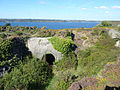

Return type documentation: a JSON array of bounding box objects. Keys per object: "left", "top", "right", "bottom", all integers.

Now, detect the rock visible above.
[
  {"left": 115, "top": 40, "right": 120, "bottom": 47},
  {"left": 108, "top": 29, "right": 120, "bottom": 39},
  {"left": 117, "top": 24, "right": 120, "bottom": 27},
  {"left": 78, "top": 77, "right": 98, "bottom": 88},
  {"left": 68, "top": 82, "right": 82, "bottom": 90},
  {"left": 0, "top": 65, "right": 10, "bottom": 77},
  {"left": 102, "top": 61, "right": 120, "bottom": 86},
  {"left": 68, "top": 77, "right": 98, "bottom": 90},
  {"left": 73, "top": 31, "right": 97, "bottom": 50},
  {"left": 27, "top": 37, "right": 62, "bottom": 61}
]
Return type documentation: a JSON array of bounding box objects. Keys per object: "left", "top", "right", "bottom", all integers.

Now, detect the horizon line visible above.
[{"left": 0, "top": 18, "right": 120, "bottom": 21}]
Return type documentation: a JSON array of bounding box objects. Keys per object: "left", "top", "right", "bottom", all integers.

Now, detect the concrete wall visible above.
[{"left": 27, "top": 37, "right": 62, "bottom": 61}]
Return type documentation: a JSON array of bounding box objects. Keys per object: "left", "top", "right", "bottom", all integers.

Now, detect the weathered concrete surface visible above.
[
  {"left": 108, "top": 29, "right": 120, "bottom": 47},
  {"left": 115, "top": 40, "right": 120, "bottom": 47},
  {"left": 27, "top": 37, "right": 62, "bottom": 61},
  {"left": 108, "top": 29, "right": 120, "bottom": 39}
]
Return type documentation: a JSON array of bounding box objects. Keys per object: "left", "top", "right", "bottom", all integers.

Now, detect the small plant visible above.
[
  {"left": 0, "top": 33, "right": 7, "bottom": 38},
  {"left": 81, "top": 37, "right": 87, "bottom": 40}
]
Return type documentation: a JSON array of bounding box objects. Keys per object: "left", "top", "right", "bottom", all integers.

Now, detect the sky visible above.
[{"left": 0, "top": 0, "right": 120, "bottom": 20}]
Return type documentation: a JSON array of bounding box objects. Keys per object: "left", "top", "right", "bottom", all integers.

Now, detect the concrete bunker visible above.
[
  {"left": 45, "top": 54, "right": 55, "bottom": 65},
  {"left": 27, "top": 37, "right": 62, "bottom": 62}
]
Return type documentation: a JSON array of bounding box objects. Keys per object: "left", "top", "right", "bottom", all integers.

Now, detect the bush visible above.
[
  {"left": 118, "top": 27, "right": 120, "bottom": 32},
  {"left": 0, "top": 39, "right": 13, "bottom": 61},
  {"left": 46, "top": 71, "right": 74, "bottom": 90},
  {"left": 49, "top": 37, "right": 75, "bottom": 54},
  {"left": 54, "top": 52, "right": 78, "bottom": 71},
  {"left": 4, "top": 23, "right": 11, "bottom": 27},
  {"left": 1, "top": 58, "right": 53, "bottom": 90},
  {"left": 91, "top": 29, "right": 107, "bottom": 36},
  {"left": 15, "top": 31, "right": 23, "bottom": 36},
  {"left": 101, "top": 21, "right": 112, "bottom": 27},
  {"left": 0, "top": 33, "right": 7, "bottom": 38}
]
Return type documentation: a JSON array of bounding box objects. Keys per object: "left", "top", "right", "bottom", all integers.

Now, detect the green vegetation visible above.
[
  {"left": 96, "top": 21, "right": 112, "bottom": 27},
  {"left": 54, "top": 52, "right": 77, "bottom": 71},
  {"left": 0, "top": 23, "right": 120, "bottom": 90},
  {"left": 49, "top": 37, "right": 75, "bottom": 54},
  {"left": 0, "top": 39, "right": 13, "bottom": 61},
  {"left": 82, "top": 61, "right": 120, "bottom": 90},
  {"left": 0, "top": 58, "right": 53, "bottom": 90},
  {"left": 4, "top": 23, "right": 11, "bottom": 27},
  {"left": 77, "top": 34, "right": 120, "bottom": 77},
  {"left": 101, "top": 21, "right": 112, "bottom": 27}
]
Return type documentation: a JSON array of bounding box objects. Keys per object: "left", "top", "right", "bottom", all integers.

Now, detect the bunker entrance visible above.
[{"left": 45, "top": 54, "right": 55, "bottom": 65}]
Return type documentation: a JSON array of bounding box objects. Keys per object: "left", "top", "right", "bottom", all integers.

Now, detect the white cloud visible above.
[
  {"left": 39, "top": 1, "right": 47, "bottom": 4},
  {"left": 81, "top": 8, "right": 87, "bottom": 10},
  {"left": 94, "top": 6, "right": 108, "bottom": 9},
  {"left": 112, "top": 6, "right": 120, "bottom": 9}
]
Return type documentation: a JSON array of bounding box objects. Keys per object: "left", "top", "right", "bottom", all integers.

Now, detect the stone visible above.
[
  {"left": 68, "top": 82, "right": 82, "bottom": 90},
  {"left": 108, "top": 29, "right": 120, "bottom": 39},
  {"left": 117, "top": 24, "right": 120, "bottom": 27},
  {"left": 115, "top": 40, "right": 120, "bottom": 47},
  {"left": 68, "top": 77, "right": 98, "bottom": 90},
  {"left": 27, "top": 37, "right": 62, "bottom": 61}
]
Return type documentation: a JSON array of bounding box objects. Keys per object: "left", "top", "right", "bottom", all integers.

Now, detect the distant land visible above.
[{"left": 0, "top": 19, "right": 100, "bottom": 22}]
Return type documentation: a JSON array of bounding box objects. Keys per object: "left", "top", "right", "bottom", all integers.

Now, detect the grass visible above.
[{"left": 76, "top": 34, "right": 120, "bottom": 78}]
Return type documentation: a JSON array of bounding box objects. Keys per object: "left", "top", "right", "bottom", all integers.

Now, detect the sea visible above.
[{"left": 0, "top": 21, "right": 100, "bottom": 29}]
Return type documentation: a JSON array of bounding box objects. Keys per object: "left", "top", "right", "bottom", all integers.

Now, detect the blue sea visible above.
[{"left": 0, "top": 22, "right": 100, "bottom": 29}]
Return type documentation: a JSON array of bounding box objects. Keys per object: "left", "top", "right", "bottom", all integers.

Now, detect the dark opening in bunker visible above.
[{"left": 45, "top": 54, "right": 55, "bottom": 65}]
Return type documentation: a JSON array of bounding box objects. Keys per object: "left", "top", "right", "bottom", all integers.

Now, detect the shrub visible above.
[
  {"left": 0, "top": 39, "right": 13, "bottom": 61},
  {"left": 91, "top": 29, "right": 107, "bottom": 36},
  {"left": 101, "top": 21, "right": 112, "bottom": 27},
  {"left": 49, "top": 37, "right": 75, "bottom": 54},
  {"left": 4, "top": 23, "right": 11, "bottom": 27},
  {"left": 0, "top": 33, "right": 7, "bottom": 38},
  {"left": 118, "top": 27, "right": 120, "bottom": 32},
  {"left": 81, "top": 37, "right": 87, "bottom": 40},
  {"left": 54, "top": 52, "right": 78, "bottom": 71},
  {"left": 15, "top": 31, "right": 23, "bottom": 36},
  {"left": 46, "top": 71, "right": 74, "bottom": 90},
  {"left": 1, "top": 58, "right": 53, "bottom": 90}
]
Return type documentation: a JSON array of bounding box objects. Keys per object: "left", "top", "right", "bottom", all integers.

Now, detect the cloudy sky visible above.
[{"left": 0, "top": 0, "right": 120, "bottom": 20}]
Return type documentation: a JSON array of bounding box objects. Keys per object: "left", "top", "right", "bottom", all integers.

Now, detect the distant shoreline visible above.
[{"left": 0, "top": 19, "right": 100, "bottom": 22}]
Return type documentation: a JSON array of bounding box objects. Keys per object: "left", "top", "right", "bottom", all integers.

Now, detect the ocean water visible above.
[{"left": 0, "top": 22, "right": 100, "bottom": 29}]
